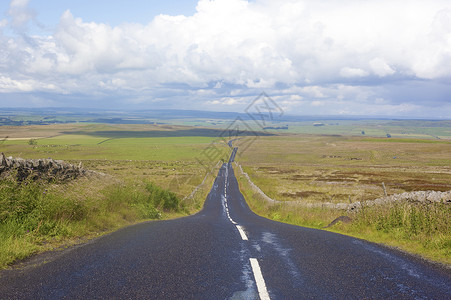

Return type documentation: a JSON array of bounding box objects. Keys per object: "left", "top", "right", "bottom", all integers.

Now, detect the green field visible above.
[
  {"left": 0, "top": 123, "right": 229, "bottom": 268},
  {"left": 273, "top": 119, "right": 451, "bottom": 139},
  {"left": 0, "top": 121, "right": 450, "bottom": 268},
  {"left": 235, "top": 135, "right": 451, "bottom": 202},
  {"left": 233, "top": 134, "right": 451, "bottom": 264}
]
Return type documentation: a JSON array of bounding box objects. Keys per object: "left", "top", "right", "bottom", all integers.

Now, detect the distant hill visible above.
[{"left": 2, "top": 107, "right": 448, "bottom": 124}]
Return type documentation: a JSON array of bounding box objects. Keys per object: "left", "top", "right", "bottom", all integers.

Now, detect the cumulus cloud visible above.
[
  {"left": 340, "top": 67, "right": 369, "bottom": 78},
  {"left": 0, "top": 0, "right": 450, "bottom": 117},
  {"left": 7, "top": 0, "right": 35, "bottom": 30},
  {"left": 369, "top": 58, "right": 395, "bottom": 77}
]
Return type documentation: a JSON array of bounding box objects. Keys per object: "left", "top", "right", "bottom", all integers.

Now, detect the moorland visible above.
[{"left": 0, "top": 110, "right": 450, "bottom": 267}]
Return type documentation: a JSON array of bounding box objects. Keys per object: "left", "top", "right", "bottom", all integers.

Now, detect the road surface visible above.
[{"left": 1, "top": 151, "right": 450, "bottom": 299}]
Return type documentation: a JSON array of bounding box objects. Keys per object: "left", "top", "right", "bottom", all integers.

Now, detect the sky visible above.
[{"left": 0, "top": 0, "right": 450, "bottom": 118}]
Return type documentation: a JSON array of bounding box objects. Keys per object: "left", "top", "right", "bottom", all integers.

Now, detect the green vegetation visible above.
[
  {"left": 237, "top": 170, "right": 338, "bottom": 229},
  {"left": 236, "top": 135, "right": 451, "bottom": 204},
  {"left": 1, "top": 120, "right": 450, "bottom": 268},
  {"left": 347, "top": 201, "right": 450, "bottom": 263},
  {"left": 241, "top": 181, "right": 450, "bottom": 264},
  {"left": 27, "top": 139, "right": 38, "bottom": 146},
  {"left": 0, "top": 175, "right": 187, "bottom": 269},
  {"left": 0, "top": 123, "right": 224, "bottom": 269},
  {"left": 0, "top": 167, "right": 219, "bottom": 269},
  {"left": 235, "top": 135, "right": 451, "bottom": 265},
  {"left": 283, "top": 119, "right": 451, "bottom": 139},
  {"left": 240, "top": 179, "right": 451, "bottom": 264}
]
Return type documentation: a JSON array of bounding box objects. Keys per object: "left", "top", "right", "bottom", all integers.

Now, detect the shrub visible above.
[
  {"left": 145, "top": 182, "right": 180, "bottom": 212},
  {"left": 0, "top": 177, "right": 183, "bottom": 268}
]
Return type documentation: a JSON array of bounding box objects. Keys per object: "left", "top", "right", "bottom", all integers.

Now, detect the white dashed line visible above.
[
  {"left": 223, "top": 161, "right": 271, "bottom": 299},
  {"left": 236, "top": 225, "right": 248, "bottom": 241},
  {"left": 250, "top": 258, "right": 271, "bottom": 300}
]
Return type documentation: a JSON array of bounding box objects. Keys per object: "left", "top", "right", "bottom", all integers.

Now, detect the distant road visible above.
[{"left": 1, "top": 151, "right": 450, "bottom": 299}]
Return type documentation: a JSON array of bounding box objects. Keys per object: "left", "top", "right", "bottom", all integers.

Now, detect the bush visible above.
[
  {"left": 0, "top": 177, "right": 182, "bottom": 268},
  {"left": 351, "top": 201, "right": 451, "bottom": 253},
  {"left": 0, "top": 179, "right": 86, "bottom": 237},
  {"left": 145, "top": 182, "right": 181, "bottom": 212}
]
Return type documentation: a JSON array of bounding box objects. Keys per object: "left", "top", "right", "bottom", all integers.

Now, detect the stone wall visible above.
[
  {"left": 236, "top": 162, "right": 451, "bottom": 211},
  {"left": 0, "top": 153, "right": 88, "bottom": 182},
  {"left": 347, "top": 190, "right": 451, "bottom": 211}
]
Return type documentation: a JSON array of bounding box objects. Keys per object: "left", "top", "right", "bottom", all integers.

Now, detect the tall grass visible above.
[
  {"left": 237, "top": 171, "right": 338, "bottom": 228},
  {"left": 236, "top": 167, "right": 451, "bottom": 265},
  {"left": 345, "top": 201, "right": 451, "bottom": 262},
  {"left": 0, "top": 176, "right": 184, "bottom": 269}
]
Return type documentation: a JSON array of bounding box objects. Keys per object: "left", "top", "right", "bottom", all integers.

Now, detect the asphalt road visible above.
[{"left": 1, "top": 153, "right": 450, "bottom": 299}]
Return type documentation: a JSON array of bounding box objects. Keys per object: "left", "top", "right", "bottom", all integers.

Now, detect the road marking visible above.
[
  {"left": 223, "top": 163, "right": 246, "bottom": 238},
  {"left": 224, "top": 158, "right": 270, "bottom": 298},
  {"left": 236, "top": 225, "right": 248, "bottom": 241},
  {"left": 224, "top": 155, "right": 269, "bottom": 299},
  {"left": 226, "top": 211, "right": 237, "bottom": 225},
  {"left": 250, "top": 258, "right": 270, "bottom": 300}
]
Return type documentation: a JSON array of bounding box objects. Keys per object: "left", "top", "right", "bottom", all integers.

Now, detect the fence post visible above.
[{"left": 382, "top": 182, "right": 387, "bottom": 197}]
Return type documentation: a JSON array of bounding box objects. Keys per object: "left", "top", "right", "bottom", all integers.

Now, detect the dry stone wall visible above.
[
  {"left": 347, "top": 190, "right": 451, "bottom": 211},
  {"left": 236, "top": 162, "right": 451, "bottom": 211},
  {"left": 0, "top": 153, "right": 89, "bottom": 182}
]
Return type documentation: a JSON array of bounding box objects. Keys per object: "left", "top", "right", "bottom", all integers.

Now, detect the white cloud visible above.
[
  {"left": 340, "top": 67, "right": 369, "bottom": 78},
  {"left": 206, "top": 95, "right": 249, "bottom": 107},
  {"left": 0, "top": 0, "right": 450, "bottom": 117},
  {"left": 0, "top": 76, "right": 33, "bottom": 92},
  {"left": 310, "top": 100, "right": 324, "bottom": 107},
  {"left": 7, "top": 0, "right": 35, "bottom": 29},
  {"left": 289, "top": 95, "right": 303, "bottom": 101},
  {"left": 369, "top": 58, "right": 395, "bottom": 77},
  {"left": 300, "top": 86, "right": 325, "bottom": 98}
]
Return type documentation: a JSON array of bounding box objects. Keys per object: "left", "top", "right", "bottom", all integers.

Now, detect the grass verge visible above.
[
  {"left": 0, "top": 173, "right": 202, "bottom": 269},
  {"left": 0, "top": 124, "right": 227, "bottom": 270},
  {"left": 236, "top": 164, "right": 451, "bottom": 266}
]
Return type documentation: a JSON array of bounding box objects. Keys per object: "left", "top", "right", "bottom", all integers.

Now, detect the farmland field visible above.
[
  {"left": 0, "top": 121, "right": 450, "bottom": 266},
  {"left": 232, "top": 134, "right": 451, "bottom": 264},
  {"left": 0, "top": 123, "right": 229, "bottom": 268},
  {"left": 0, "top": 123, "right": 231, "bottom": 191},
  {"left": 234, "top": 135, "right": 451, "bottom": 203}
]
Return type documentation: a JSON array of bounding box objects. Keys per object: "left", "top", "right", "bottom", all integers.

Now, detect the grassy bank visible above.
[
  {"left": 0, "top": 176, "right": 171, "bottom": 268},
  {"left": 2, "top": 123, "right": 449, "bottom": 268},
  {"left": 235, "top": 135, "right": 451, "bottom": 205},
  {"left": 0, "top": 124, "right": 225, "bottom": 269},
  {"left": 232, "top": 134, "right": 450, "bottom": 265},
  {"left": 236, "top": 164, "right": 451, "bottom": 265},
  {"left": 0, "top": 167, "right": 218, "bottom": 269}
]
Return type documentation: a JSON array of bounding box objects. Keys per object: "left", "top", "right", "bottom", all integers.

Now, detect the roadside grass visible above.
[
  {"left": 234, "top": 135, "right": 451, "bottom": 265},
  {"left": 0, "top": 163, "right": 220, "bottom": 270},
  {"left": 237, "top": 169, "right": 451, "bottom": 264},
  {"left": 236, "top": 167, "right": 340, "bottom": 229},
  {"left": 235, "top": 135, "right": 451, "bottom": 204},
  {"left": 2, "top": 122, "right": 449, "bottom": 266},
  {"left": 343, "top": 201, "right": 451, "bottom": 264},
  {"left": 0, "top": 124, "right": 225, "bottom": 269},
  {"left": 0, "top": 176, "right": 172, "bottom": 269}
]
